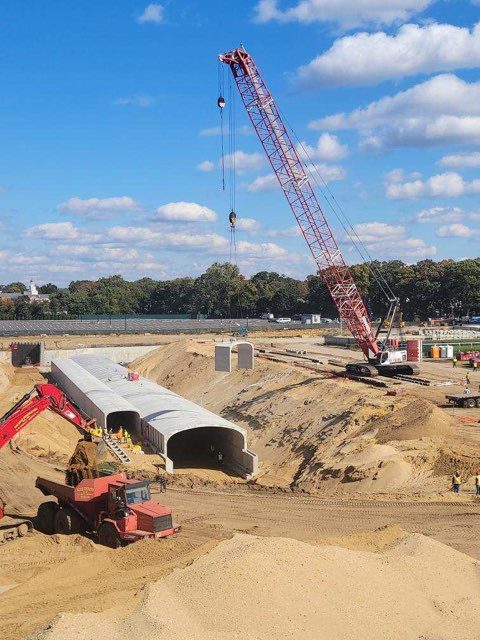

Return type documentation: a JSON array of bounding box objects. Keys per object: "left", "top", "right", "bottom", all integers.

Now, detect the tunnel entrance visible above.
[
  {"left": 166, "top": 426, "right": 246, "bottom": 475},
  {"left": 106, "top": 410, "right": 140, "bottom": 434}
]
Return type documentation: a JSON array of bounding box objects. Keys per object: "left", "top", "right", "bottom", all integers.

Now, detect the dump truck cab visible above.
[
  {"left": 105, "top": 478, "right": 175, "bottom": 541},
  {"left": 36, "top": 473, "right": 180, "bottom": 548}
]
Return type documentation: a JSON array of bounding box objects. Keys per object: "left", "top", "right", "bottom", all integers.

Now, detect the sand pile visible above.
[
  {"left": 132, "top": 341, "right": 466, "bottom": 493},
  {"left": 0, "top": 361, "right": 13, "bottom": 394},
  {"left": 373, "top": 398, "right": 455, "bottom": 442},
  {"left": 35, "top": 532, "right": 480, "bottom": 640},
  {"left": 0, "top": 529, "right": 220, "bottom": 640}
]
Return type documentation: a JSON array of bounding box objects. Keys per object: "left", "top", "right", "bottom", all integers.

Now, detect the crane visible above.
[
  {"left": 219, "top": 46, "right": 417, "bottom": 377},
  {"left": 0, "top": 383, "right": 94, "bottom": 541}
]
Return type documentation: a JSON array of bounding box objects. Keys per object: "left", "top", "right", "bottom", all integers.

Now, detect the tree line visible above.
[{"left": 0, "top": 258, "right": 479, "bottom": 321}]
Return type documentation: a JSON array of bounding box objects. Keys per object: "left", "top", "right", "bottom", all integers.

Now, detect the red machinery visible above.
[
  {"left": 0, "top": 383, "right": 94, "bottom": 540},
  {"left": 36, "top": 473, "right": 180, "bottom": 548},
  {"left": 219, "top": 47, "right": 417, "bottom": 377},
  {"left": 0, "top": 383, "right": 94, "bottom": 452}
]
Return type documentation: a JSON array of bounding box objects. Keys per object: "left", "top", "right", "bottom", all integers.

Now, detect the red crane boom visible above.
[
  {"left": 219, "top": 47, "right": 379, "bottom": 359},
  {"left": 0, "top": 383, "right": 94, "bottom": 451}
]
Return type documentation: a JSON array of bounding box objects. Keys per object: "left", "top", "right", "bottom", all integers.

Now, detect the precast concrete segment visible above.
[
  {"left": 215, "top": 340, "right": 254, "bottom": 373},
  {"left": 51, "top": 359, "right": 141, "bottom": 431},
  {"left": 70, "top": 355, "right": 258, "bottom": 478}
]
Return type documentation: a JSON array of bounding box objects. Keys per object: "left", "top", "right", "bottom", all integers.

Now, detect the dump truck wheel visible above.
[
  {"left": 54, "top": 508, "right": 84, "bottom": 535},
  {"left": 36, "top": 501, "right": 58, "bottom": 534},
  {"left": 98, "top": 522, "right": 121, "bottom": 549},
  {"left": 464, "top": 398, "right": 476, "bottom": 409}
]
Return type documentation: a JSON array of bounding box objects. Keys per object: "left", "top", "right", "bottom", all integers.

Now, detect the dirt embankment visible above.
[
  {"left": 34, "top": 530, "right": 480, "bottom": 640},
  {"left": 132, "top": 340, "right": 475, "bottom": 494}
]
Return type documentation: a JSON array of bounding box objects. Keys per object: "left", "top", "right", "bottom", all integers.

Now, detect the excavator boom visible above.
[{"left": 0, "top": 383, "right": 93, "bottom": 451}]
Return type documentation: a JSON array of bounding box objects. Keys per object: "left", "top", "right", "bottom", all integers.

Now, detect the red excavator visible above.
[{"left": 0, "top": 383, "right": 94, "bottom": 542}]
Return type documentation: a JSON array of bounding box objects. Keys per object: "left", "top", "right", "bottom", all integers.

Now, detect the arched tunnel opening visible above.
[
  {"left": 166, "top": 426, "right": 246, "bottom": 475},
  {"left": 106, "top": 410, "right": 140, "bottom": 435}
]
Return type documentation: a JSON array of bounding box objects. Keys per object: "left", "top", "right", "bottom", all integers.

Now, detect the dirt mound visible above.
[
  {"left": 0, "top": 528, "right": 221, "bottom": 640},
  {"left": 132, "top": 340, "right": 474, "bottom": 494},
  {"left": 35, "top": 532, "right": 480, "bottom": 640},
  {"left": 373, "top": 398, "right": 455, "bottom": 442},
  {"left": 0, "top": 361, "right": 12, "bottom": 394},
  {"left": 312, "top": 524, "right": 408, "bottom": 552}
]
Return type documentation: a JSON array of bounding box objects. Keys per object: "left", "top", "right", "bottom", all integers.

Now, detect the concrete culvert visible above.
[
  {"left": 106, "top": 411, "right": 139, "bottom": 434},
  {"left": 166, "top": 426, "right": 246, "bottom": 472}
]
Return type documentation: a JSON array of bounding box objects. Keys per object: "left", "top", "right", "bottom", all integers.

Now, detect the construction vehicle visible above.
[
  {"left": 0, "top": 382, "right": 94, "bottom": 542},
  {"left": 445, "top": 392, "right": 480, "bottom": 409},
  {"left": 219, "top": 47, "right": 418, "bottom": 378},
  {"left": 35, "top": 473, "right": 180, "bottom": 548}
]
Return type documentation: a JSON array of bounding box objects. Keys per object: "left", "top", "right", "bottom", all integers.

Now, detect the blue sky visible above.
[{"left": 1, "top": 0, "right": 480, "bottom": 285}]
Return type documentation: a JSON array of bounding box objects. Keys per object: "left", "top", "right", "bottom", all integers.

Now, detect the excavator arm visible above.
[{"left": 0, "top": 383, "right": 94, "bottom": 451}]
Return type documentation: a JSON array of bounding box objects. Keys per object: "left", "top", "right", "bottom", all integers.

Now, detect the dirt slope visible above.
[
  {"left": 132, "top": 340, "right": 471, "bottom": 494},
  {"left": 34, "top": 532, "right": 480, "bottom": 640}
]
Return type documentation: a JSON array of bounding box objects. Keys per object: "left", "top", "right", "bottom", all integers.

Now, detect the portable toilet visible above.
[
  {"left": 446, "top": 345, "right": 454, "bottom": 359},
  {"left": 430, "top": 345, "right": 440, "bottom": 358},
  {"left": 440, "top": 345, "right": 447, "bottom": 358}
]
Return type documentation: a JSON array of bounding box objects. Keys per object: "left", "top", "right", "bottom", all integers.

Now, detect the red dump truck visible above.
[{"left": 35, "top": 473, "right": 180, "bottom": 548}]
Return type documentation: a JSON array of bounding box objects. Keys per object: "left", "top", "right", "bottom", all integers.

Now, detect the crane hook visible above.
[
  {"left": 217, "top": 95, "right": 226, "bottom": 109},
  {"left": 229, "top": 210, "right": 237, "bottom": 228}
]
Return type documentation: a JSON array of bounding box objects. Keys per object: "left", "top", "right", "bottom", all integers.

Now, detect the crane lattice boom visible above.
[{"left": 219, "top": 47, "right": 379, "bottom": 359}]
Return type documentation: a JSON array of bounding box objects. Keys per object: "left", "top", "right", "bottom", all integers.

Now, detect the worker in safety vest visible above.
[
  {"left": 475, "top": 471, "right": 480, "bottom": 496},
  {"left": 473, "top": 361, "right": 478, "bottom": 372},
  {"left": 217, "top": 451, "right": 223, "bottom": 465},
  {"left": 452, "top": 357, "right": 457, "bottom": 368},
  {"left": 452, "top": 470, "right": 462, "bottom": 493}
]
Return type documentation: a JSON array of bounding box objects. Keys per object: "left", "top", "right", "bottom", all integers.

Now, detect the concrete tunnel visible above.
[
  {"left": 51, "top": 355, "right": 258, "bottom": 479},
  {"left": 166, "top": 426, "right": 248, "bottom": 471}
]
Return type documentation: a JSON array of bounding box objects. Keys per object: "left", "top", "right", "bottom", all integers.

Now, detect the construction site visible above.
[{"left": 2, "top": 39, "right": 480, "bottom": 640}]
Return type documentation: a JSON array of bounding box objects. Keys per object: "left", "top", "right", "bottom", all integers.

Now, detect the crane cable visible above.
[
  {"left": 217, "top": 61, "right": 226, "bottom": 191},
  {"left": 277, "top": 108, "right": 396, "bottom": 303}
]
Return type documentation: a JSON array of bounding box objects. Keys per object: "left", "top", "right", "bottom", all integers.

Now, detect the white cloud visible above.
[
  {"left": 199, "top": 126, "right": 223, "bottom": 137},
  {"left": 343, "top": 221, "right": 436, "bottom": 259},
  {"left": 197, "top": 160, "right": 215, "bottom": 172},
  {"left": 265, "top": 225, "right": 302, "bottom": 238},
  {"left": 311, "top": 74, "right": 480, "bottom": 150},
  {"left": 58, "top": 196, "right": 139, "bottom": 218},
  {"left": 416, "top": 206, "right": 465, "bottom": 224},
  {"left": 247, "top": 174, "right": 279, "bottom": 193},
  {"left": 235, "top": 217, "right": 261, "bottom": 233},
  {"left": 437, "top": 223, "right": 475, "bottom": 238},
  {"left": 107, "top": 226, "right": 228, "bottom": 251},
  {"left": 253, "top": 0, "right": 433, "bottom": 28},
  {"left": 247, "top": 163, "right": 345, "bottom": 192},
  {"left": 154, "top": 202, "right": 217, "bottom": 223},
  {"left": 104, "top": 225, "right": 290, "bottom": 260},
  {"left": 385, "top": 169, "right": 421, "bottom": 183},
  {"left": 137, "top": 3, "right": 164, "bottom": 24},
  {"left": 297, "top": 133, "right": 348, "bottom": 162},
  {"left": 224, "top": 150, "right": 264, "bottom": 174},
  {"left": 439, "top": 152, "right": 480, "bottom": 168},
  {"left": 114, "top": 95, "right": 154, "bottom": 107},
  {"left": 236, "top": 240, "right": 288, "bottom": 258},
  {"left": 296, "top": 22, "right": 480, "bottom": 88},
  {"left": 25, "top": 221, "right": 81, "bottom": 241},
  {"left": 24, "top": 222, "right": 101, "bottom": 243},
  {"left": 386, "top": 172, "right": 480, "bottom": 199}
]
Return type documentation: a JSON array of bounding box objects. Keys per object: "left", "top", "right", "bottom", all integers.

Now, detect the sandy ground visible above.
[
  {"left": 31, "top": 530, "right": 480, "bottom": 640},
  {"left": 2, "top": 334, "right": 480, "bottom": 639},
  {"left": 132, "top": 338, "right": 480, "bottom": 495}
]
